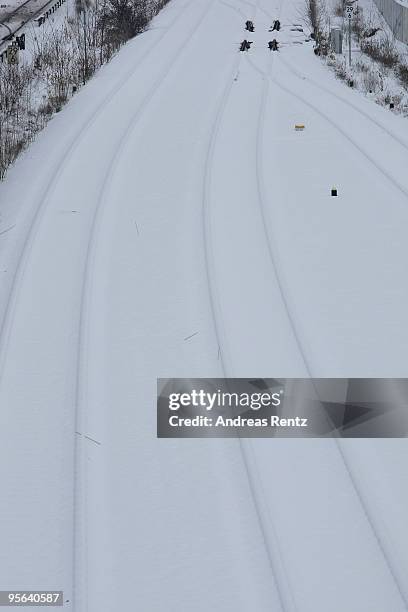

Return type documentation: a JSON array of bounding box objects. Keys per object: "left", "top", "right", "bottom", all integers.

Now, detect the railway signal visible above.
[{"left": 16, "top": 33, "right": 25, "bottom": 49}]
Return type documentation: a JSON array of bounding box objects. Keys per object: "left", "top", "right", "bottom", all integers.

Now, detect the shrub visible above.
[
  {"left": 334, "top": 61, "right": 347, "bottom": 80},
  {"left": 361, "top": 69, "right": 381, "bottom": 93},
  {"left": 397, "top": 63, "right": 408, "bottom": 89},
  {"left": 361, "top": 36, "right": 399, "bottom": 68}
]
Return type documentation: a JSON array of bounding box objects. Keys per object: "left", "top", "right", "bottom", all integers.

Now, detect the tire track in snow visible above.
[{"left": 246, "top": 44, "right": 408, "bottom": 610}]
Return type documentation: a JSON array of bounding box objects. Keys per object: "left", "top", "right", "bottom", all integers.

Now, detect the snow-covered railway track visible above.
[
  {"left": 251, "top": 0, "right": 408, "bottom": 154},
  {"left": 72, "top": 2, "right": 218, "bottom": 606},
  {"left": 2, "top": 0, "right": 408, "bottom": 608},
  {"left": 199, "top": 3, "right": 408, "bottom": 605},
  {"left": 245, "top": 45, "right": 408, "bottom": 609},
  {"left": 278, "top": 54, "right": 408, "bottom": 151},
  {"left": 270, "top": 71, "right": 408, "bottom": 206},
  {"left": 201, "top": 1, "right": 302, "bottom": 610},
  {"left": 0, "top": 1, "right": 218, "bottom": 609},
  {"left": 0, "top": 0, "right": 192, "bottom": 382},
  {"left": 202, "top": 64, "right": 296, "bottom": 608}
]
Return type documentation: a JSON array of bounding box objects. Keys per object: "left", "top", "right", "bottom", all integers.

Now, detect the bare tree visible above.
[
  {"left": 75, "top": 0, "right": 93, "bottom": 82},
  {"left": 0, "top": 0, "right": 173, "bottom": 180}
]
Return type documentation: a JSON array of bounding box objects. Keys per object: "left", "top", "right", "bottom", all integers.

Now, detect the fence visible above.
[{"left": 372, "top": 0, "right": 408, "bottom": 44}]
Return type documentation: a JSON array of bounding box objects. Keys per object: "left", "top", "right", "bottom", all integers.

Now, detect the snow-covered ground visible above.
[
  {"left": 322, "top": 0, "right": 408, "bottom": 116},
  {"left": 1, "top": 0, "right": 408, "bottom": 610}
]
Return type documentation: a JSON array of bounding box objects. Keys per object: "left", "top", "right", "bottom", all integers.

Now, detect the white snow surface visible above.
[{"left": 1, "top": 0, "right": 408, "bottom": 610}]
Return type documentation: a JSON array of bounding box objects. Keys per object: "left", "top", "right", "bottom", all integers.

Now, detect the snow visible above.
[
  {"left": 1, "top": 0, "right": 408, "bottom": 610},
  {"left": 323, "top": 0, "right": 408, "bottom": 115}
]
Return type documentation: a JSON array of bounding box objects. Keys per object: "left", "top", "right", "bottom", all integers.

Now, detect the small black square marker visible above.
[
  {"left": 390, "top": 102, "right": 394, "bottom": 109},
  {"left": 331, "top": 188, "right": 338, "bottom": 196}
]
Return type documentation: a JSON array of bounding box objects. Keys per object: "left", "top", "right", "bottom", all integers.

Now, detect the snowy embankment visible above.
[
  {"left": 0, "top": 0, "right": 168, "bottom": 178},
  {"left": 1, "top": 0, "right": 408, "bottom": 610},
  {"left": 317, "top": 0, "right": 408, "bottom": 115}
]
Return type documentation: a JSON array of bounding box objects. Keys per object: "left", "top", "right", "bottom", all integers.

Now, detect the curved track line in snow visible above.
[
  {"left": 72, "top": 2, "right": 222, "bottom": 610},
  {"left": 201, "top": 49, "right": 293, "bottom": 612},
  {"left": 201, "top": 2, "right": 301, "bottom": 610},
  {"left": 0, "top": 2, "right": 220, "bottom": 611},
  {"left": 240, "top": 8, "right": 408, "bottom": 602},
  {"left": 246, "top": 26, "right": 301, "bottom": 612},
  {"left": 76, "top": 3, "right": 408, "bottom": 609},
  {"left": 77, "top": 0, "right": 295, "bottom": 607},
  {"left": 0, "top": 0, "right": 193, "bottom": 382},
  {"left": 237, "top": 0, "right": 274, "bottom": 21},
  {"left": 256, "top": 0, "right": 408, "bottom": 154},
  {"left": 278, "top": 53, "right": 408, "bottom": 153},
  {"left": 244, "top": 49, "right": 314, "bottom": 376},
  {"left": 247, "top": 43, "right": 310, "bottom": 380},
  {"left": 246, "top": 52, "right": 408, "bottom": 610},
  {"left": 219, "top": 0, "right": 247, "bottom": 21}
]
